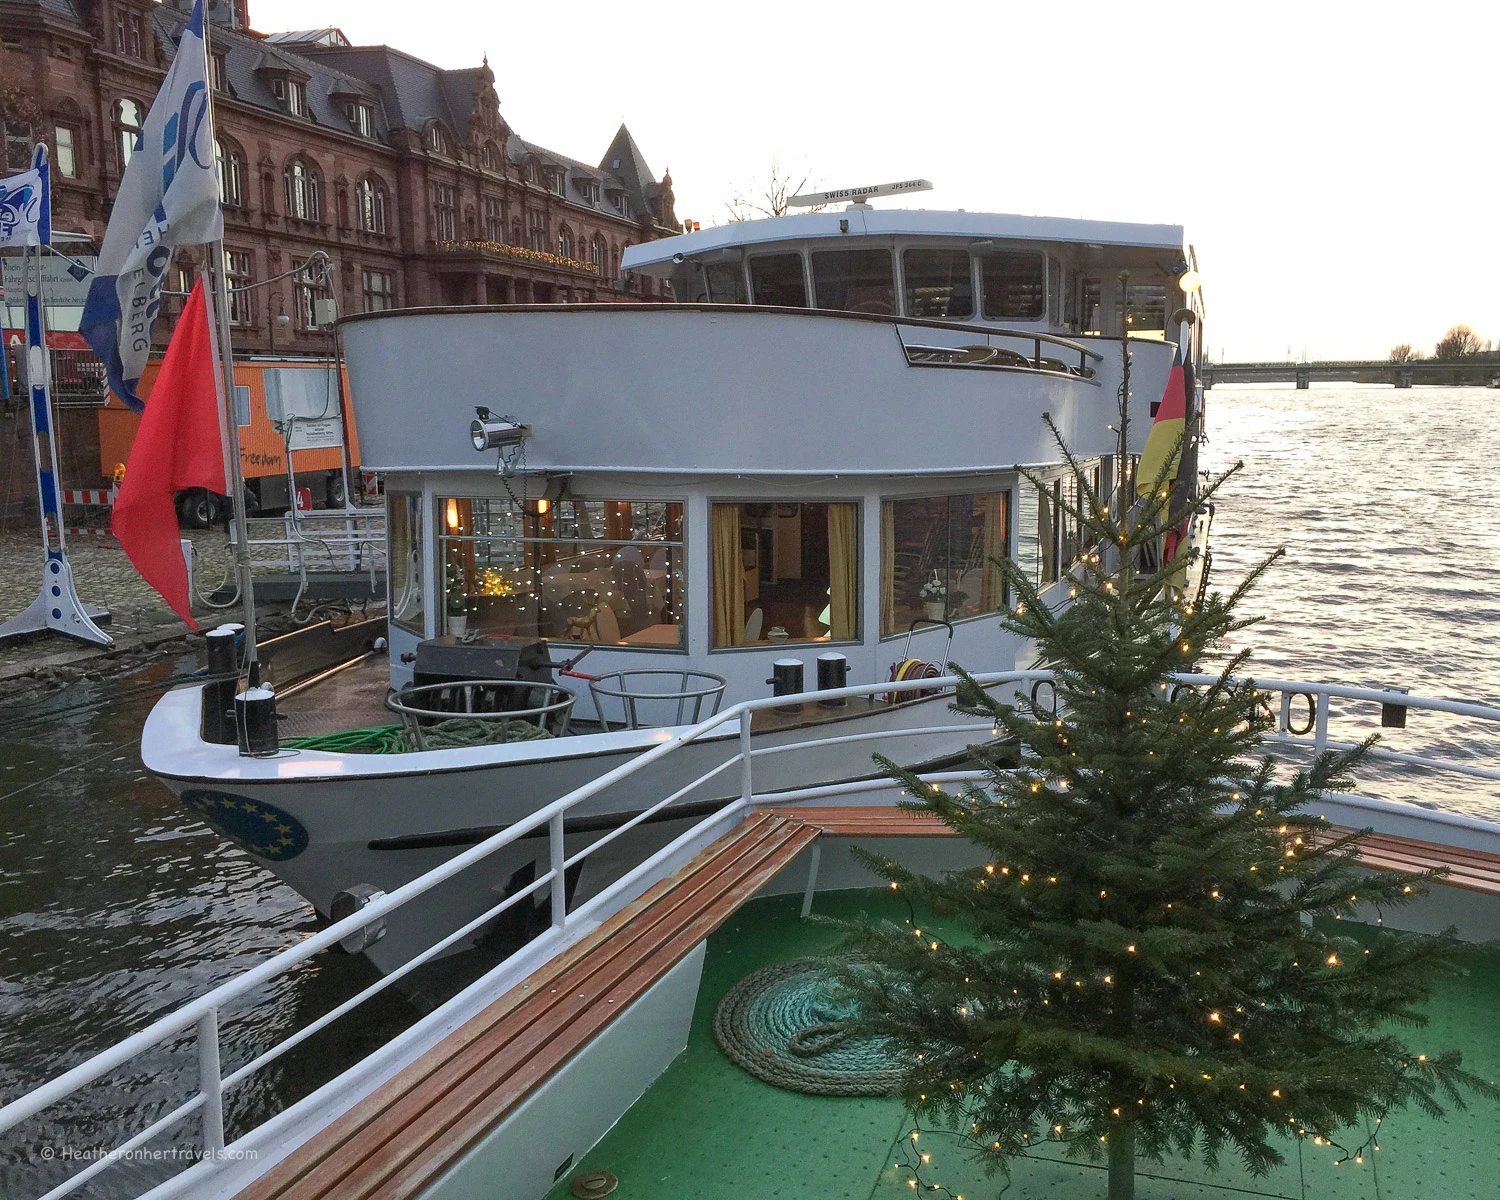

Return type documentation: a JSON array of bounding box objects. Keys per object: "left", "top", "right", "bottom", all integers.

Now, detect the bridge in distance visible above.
[{"left": 1201, "top": 359, "right": 1500, "bottom": 389}]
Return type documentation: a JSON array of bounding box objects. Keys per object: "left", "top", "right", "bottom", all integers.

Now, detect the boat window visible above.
[
  {"left": 1018, "top": 476, "right": 1079, "bottom": 589},
  {"left": 980, "top": 251, "right": 1046, "bottom": 321},
  {"left": 880, "top": 492, "right": 1008, "bottom": 636},
  {"left": 902, "top": 249, "right": 974, "bottom": 319},
  {"left": 811, "top": 249, "right": 896, "bottom": 315},
  {"left": 388, "top": 493, "right": 425, "bottom": 636},
  {"left": 704, "top": 261, "right": 747, "bottom": 304},
  {"left": 438, "top": 497, "right": 685, "bottom": 649},
  {"left": 748, "top": 254, "right": 807, "bottom": 307},
  {"left": 711, "top": 502, "right": 859, "bottom": 648},
  {"left": 1123, "top": 282, "right": 1167, "bottom": 335}
]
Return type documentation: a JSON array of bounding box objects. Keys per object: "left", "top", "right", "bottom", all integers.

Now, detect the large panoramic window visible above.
[
  {"left": 748, "top": 254, "right": 806, "bottom": 307},
  {"left": 811, "top": 249, "right": 896, "bottom": 315},
  {"left": 389, "top": 493, "right": 425, "bottom": 635},
  {"left": 903, "top": 249, "right": 973, "bottom": 319},
  {"left": 981, "top": 251, "right": 1046, "bottom": 320},
  {"left": 711, "top": 502, "right": 859, "bottom": 648},
  {"left": 704, "top": 260, "right": 747, "bottom": 304},
  {"left": 438, "top": 498, "right": 685, "bottom": 648},
  {"left": 1123, "top": 282, "right": 1168, "bottom": 335},
  {"left": 881, "top": 492, "right": 1008, "bottom": 636}
]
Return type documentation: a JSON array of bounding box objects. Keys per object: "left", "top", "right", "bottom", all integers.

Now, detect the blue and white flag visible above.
[
  {"left": 80, "top": 0, "right": 222, "bottom": 412},
  {"left": 0, "top": 144, "right": 51, "bottom": 248}
]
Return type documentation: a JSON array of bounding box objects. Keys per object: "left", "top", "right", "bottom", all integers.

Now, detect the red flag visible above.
[{"left": 111, "top": 280, "right": 225, "bottom": 630}]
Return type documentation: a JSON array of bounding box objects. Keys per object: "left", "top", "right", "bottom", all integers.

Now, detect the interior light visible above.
[
  {"left": 445, "top": 498, "right": 460, "bottom": 531},
  {"left": 1178, "top": 268, "right": 1202, "bottom": 293},
  {"left": 536, "top": 498, "right": 551, "bottom": 516}
]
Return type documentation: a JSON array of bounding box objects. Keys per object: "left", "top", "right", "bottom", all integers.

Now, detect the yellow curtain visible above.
[
  {"left": 827, "top": 503, "right": 859, "bottom": 641},
  {"left": 712, "top": 504, "right": 744, "bottom": 647},
  {"left": 978, "top": 492, "right": 1007, "bottom": 611},
  {"left": 880, "top": 501, "right": 895, "bottom": 636}
]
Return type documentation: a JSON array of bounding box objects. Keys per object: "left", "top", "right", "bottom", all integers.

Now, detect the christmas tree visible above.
[{"left": 833, "top": 442, "right": 1496, "bottom": 1200}]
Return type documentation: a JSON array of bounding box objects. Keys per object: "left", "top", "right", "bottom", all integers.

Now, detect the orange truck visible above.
[{"left": 98, "top": 358, "right": 366, "bottom": 526}]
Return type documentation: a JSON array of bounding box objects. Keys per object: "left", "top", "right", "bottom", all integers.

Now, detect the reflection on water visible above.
[
  {"left": 1, "top": 385, "right": 1498, "bottom": 1197},
  {"left": 1203, "top": 385, "right": 1500, "bottom": 817},
  {"left": 0, "top": 654, "right": 414, "bottom": 1198}
]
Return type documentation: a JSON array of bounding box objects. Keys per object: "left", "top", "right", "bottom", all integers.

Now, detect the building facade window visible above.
[
  {"left": 356, "top": 178, "right": 387, "bottom": 233},
  {"left": 54, "top": 126, "right": 77, "bottom": 178},
  {"left": 510, "top": 218, "right": 522, "bottom": 246},
  {"left": 362, "top": 269, "right": 395, "bottom": 311},
  {"left": 224, "top": 250, "right": 254, "bottom": 326},
  {"left": 348, "top": 102, "right": 375, "bottom": 137},
  {"left": 526, "top": 210, "right": 546, "bottom": 252},
  {"left": 438, "top": 497, "right": 685, "bottom": 648},
  {"left": 880, "top": 492, "right": 1009, "bottom": 635},
  {"left": 284, "top": 159, "right": 321, "bottom": 222},
  {"left": 710, "top": 502, "right": 859, "bottom": 648},
  {"left": 216, "top": 140, "right": 242, "bottom": 206},
  {"left": 590, "top": 235, "right": 604, "bottom": 270},
  {"left": 557, "top": 227, "right": 573, "bottom": 259},
  {"left": 480, "top": 141, "right": 501, "bottom": 172},
  {"left": 484, "top": 197, "right": 505, "bottom": 243},
  {"left": 433, "top": 184, "right": 456, "bottom": 241},
  {"left": 211, "top": 52, "right": 228, "bottom": 92},
  {"left": 273, "top": 77, "right": 308, "bottom": 117},
  {"left": 426, "top": 123, "right": 450, "bottom": 155},
  {"left": 114, "top": 10, "right": 144, "bottom": 58},
  {"left": 113, "top": 99, "right": 142, "bottom": 168}
]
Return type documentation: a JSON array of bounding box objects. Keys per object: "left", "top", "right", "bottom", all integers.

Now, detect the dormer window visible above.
[
  {"left": 347, "top": 102, "right": 374, "bottom": 138},
  {"left": 211, "top": 52, "right": 228, "bottom": 93},
  {"left": 426, "top": 124, "right": 451, "bottom": 155},
  {"left": 578, "top": 179, "right": 601, "bottom": 205},
  {"left": 526, "top": 161, "right": 540, "bottom": 185},
  {"left": 274, "top": 77, "right": 308, "bottom": 117},
  {"left": 550, "top": 172, "right": 565, "bottom": 197},
  {"left": 114, "top": 11, "right": 143, "bottom": 58}
]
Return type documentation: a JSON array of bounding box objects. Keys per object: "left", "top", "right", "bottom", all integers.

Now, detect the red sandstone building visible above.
[{"left": 0, "top": 0, "right": 683, "bottom": 360}]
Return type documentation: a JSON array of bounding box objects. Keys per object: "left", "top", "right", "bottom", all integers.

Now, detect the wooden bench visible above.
[
  {"left": 779, "top": 806, "right": 1500, "bottom": 896},
  {"left": 237, "top": 810, "right": 818, "bottom": 1200}
]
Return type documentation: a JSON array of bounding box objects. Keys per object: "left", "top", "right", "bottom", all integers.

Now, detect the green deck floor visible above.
[{"left": 546, "top": 890, "right": 1500, "bottom": 1200}]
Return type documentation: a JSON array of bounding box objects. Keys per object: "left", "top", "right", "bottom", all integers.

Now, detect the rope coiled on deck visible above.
[
  {"left": 281, "top": 718, "right": 553, "bottom": 753},
  {"left": 712, "top": 958, "right": 904, "bottom": 1096}
]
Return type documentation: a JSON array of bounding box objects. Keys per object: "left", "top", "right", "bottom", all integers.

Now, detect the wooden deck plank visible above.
[
  {"left": 355, "top": 821, "right": 818, "bottom": 1200},
  {"left": 240, "top": 813, "right": 816, "bottom": 1200},
  {"left": 235, "top": 813, "right": 787, "bottom": 1200}
]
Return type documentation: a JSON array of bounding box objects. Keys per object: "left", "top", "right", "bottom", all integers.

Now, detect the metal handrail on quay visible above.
[{"left": 3, "top": 669, "right": 1499, "bottom": 1200}]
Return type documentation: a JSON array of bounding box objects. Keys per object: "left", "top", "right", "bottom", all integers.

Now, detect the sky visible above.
[{"left": 251, "top": 0, "right": 1500, "bottom": 362}]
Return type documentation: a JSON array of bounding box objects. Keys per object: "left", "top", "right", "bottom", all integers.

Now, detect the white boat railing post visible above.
[
  {"left": 739, "top": 708, "right": 755, "bottom": 808},
  {"left": 549, "top": 811, "right": 567, "bottom": 931},
  {"left": 196, "top": 1008, "right": 225, "bottom": 1158},
  {"left": 1314, "top": 687, "right": 1330, "bottom": 755}
]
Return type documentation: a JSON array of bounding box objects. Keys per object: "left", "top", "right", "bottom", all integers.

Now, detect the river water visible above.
[{"left": 1, "top": 385, "right": 1498, "bottom": 1197}]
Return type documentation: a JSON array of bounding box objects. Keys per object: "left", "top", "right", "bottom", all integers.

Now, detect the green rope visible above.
[
  {"left": 713, "top": 958, "right": 904, "bottom": 1096},
  {"left": 281, "top": 718, "right": 553, "bottom": 754}
]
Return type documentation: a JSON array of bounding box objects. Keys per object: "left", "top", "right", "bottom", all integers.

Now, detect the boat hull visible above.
[{"left": 145, "top": 684, "right": 998, "bottom": 973}]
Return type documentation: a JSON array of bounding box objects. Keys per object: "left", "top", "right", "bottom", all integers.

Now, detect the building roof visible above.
[{"left": 152, "top": 7, "right": 388, "bottom": 144}]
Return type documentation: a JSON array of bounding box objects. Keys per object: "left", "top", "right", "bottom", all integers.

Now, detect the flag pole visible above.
[{"left": 198, "top": 16, "right": 258, "bottom": 669}]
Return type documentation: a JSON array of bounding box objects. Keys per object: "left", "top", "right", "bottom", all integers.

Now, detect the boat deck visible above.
[
  {"left": 276, "top": 655, "right": 393, "bottom": 738},
  {"left": 546, "top": 889, "right": 1500, "bottom": 1200},
  {"left": 272, "top": 655, "right": 935, "bottom": 746}
]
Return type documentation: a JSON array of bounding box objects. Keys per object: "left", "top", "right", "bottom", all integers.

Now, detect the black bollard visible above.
[
  {"left": 766, "top": 658, "right": 804, "bottom": 713},
  {"left": 202, "top": 626, "right": 239, "bottom": 744},
  {"left": 236, "top": 685, "right": 279, "bottom": 757},
  {"left": 816, "top": 652, "right": 849, "bottom": 707}
]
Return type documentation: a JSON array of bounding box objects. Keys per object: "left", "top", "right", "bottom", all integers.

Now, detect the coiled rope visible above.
[
  {"left": 712, "top": 958, "right": 904, "bottom": 1096},
  {"left": 281, "top": 717, "right": 553, "bottom": 754}
]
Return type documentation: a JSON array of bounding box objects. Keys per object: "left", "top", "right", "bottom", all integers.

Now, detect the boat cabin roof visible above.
[{"left": 622, "top": 208, "right": 1186, "bottom": 276}]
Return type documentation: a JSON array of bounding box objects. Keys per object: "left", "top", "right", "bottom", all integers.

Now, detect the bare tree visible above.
[
  {"left": 1388, "top": 343, "right": 1418, "bottom": 362},
  {"left": 726, "top": 157, "right": 824, "bottom": 221},
  {"left": 1434, "top": 325, "right": 1484, "bottom": 360}
]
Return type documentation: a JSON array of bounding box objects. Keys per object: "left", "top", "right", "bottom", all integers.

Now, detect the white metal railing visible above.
[{"left": 4, "top": 668, "right": 1500, "bottom": 1200}]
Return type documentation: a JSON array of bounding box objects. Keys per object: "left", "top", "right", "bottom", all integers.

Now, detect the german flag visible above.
[{"left": 1137, "top": 344, "right": 1187, "bottom": 503}]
